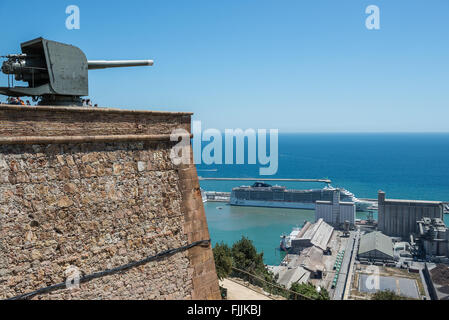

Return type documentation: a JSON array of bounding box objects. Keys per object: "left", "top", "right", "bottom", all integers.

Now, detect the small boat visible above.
[
  {"left": 200, "top": 188, "right": 207, "bottom": 203},
  {"left": 280, "top": 227, "right": 301, "bottom": 251}
]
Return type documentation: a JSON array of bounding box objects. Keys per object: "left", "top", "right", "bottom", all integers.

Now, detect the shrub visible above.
[
  {"left": 212, "top": 242, "right": 233, "bottom": 280},
  {"left": 372, "top": 290, "right": 404, "bottom": 300},
  {"left": 289, "top": 282, "right": 330, "bottom": 300},
  {"left": 231, "top": 236, "right": 265, "bottom": 274}
]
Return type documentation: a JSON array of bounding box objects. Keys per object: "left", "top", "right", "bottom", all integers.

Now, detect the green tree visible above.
[
  {"left": 230, "top": 236, "right": 280, "bottom": 292},
  {"left": 212, "top": 242, "right": 233, "bottom": 280},
  {"left": 289, "top": 282, "right": 330, "bottom": 300},
  {"left": 372, "top": 290, "right": 404, "bottom": 300},
  {"left": 231, "top": 236, "right": 265, "bottom": 274}
]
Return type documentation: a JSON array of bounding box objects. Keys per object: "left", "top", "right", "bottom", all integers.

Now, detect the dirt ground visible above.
[
  {"left": 430, "top": 264, "right": 449, "bottom": 286},
  {"left": 220, "top": 279, "right": 272, "bottom": 300}
]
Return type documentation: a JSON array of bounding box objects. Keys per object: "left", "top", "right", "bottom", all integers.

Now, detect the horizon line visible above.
[
  {"left": 208, "top": 131, "right": 449, "bottom": 134},
  {"left": 276, "top": 131, "right": 449, "bottom": 134}
]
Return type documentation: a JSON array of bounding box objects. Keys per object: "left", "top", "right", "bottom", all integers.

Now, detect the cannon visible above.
[{"left": 0, "top": 38, "right": 153, "bottom": 106}]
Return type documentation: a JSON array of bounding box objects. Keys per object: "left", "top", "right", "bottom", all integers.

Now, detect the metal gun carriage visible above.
[{"left": 0, "top": 38, "right": 153, "bottom": 106}]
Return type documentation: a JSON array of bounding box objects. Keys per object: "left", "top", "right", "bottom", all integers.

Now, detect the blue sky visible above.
[{"left": 0, "top": 0, "right": 448, "bottom": 132}]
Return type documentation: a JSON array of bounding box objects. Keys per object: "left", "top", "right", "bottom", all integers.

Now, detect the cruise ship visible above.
[{"left": 230, "top": 182, "right": 372, "bottom": 211}]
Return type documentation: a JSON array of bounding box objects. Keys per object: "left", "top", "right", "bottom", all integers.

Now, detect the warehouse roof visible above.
[
  {"left": 296, "top": 218, "right": 334, "bottom": 251},
  {"left": 358, "top": 231, "right": 394, "bottom": 258},
  {"left": 297, "top": 246, "right": 325, "bottom": 273},
  {"left": 384, "top": 199, "right": 442, "bottom": 205},
  {"left": 273, "top": 266, "right": 310, "bottom": 289}
]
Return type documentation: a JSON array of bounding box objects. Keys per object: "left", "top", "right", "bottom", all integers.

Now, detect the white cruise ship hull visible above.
[
  {"left": 230, "top": 198, "right": 371, "bottom": 211},
  {"left": 230, "top": 199, "right": 316, "bottom": 210}
]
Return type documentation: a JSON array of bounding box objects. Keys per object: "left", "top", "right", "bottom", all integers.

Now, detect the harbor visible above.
[
  {"left": 267, "top": 226, "right": 360, "bottom": 300},
  {"left": 204, "top": 193, "right": 449, "bottom": 215},
  {"left": 202, "top": 178, "right": 449, "bottom": 300},
  {"left": 196, "top": 130, "right": 449, "bottom": 301}
]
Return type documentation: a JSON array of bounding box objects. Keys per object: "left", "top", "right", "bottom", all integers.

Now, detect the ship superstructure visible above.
[{"left": 230, "top": 182, "right": 372, "bottom": 211}]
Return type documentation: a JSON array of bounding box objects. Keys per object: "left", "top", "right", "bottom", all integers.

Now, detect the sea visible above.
[{"left": 196, "top": 133, "right": 449, "bottom": 265}]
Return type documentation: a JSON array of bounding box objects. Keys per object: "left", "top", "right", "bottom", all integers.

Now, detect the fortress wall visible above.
[{"left": 0, "top": 104, "right": 220, "bottom": 300}]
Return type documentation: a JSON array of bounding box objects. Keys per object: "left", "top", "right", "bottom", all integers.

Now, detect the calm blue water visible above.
[{"left": 197, "top": 133, "right": 449, "bottom": 265}]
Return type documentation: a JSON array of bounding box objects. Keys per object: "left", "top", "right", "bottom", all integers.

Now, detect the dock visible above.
[{"left": 199, "top": 177, "right": 332, "bottom": 184}]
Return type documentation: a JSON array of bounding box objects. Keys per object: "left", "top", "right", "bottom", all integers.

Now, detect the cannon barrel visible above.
[
  {"left": 0, "top": 38, "right": 157, "bottom": 105},
  {"left": 88, "top": 60, "right": 154, "bottom": 70}
]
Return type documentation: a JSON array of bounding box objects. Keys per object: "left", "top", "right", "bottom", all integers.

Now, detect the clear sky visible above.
[{"left": 0, "top": 0, "right": 448, "bottom": 132}]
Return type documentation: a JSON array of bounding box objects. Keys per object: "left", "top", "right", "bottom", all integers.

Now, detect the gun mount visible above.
[{"left": 0, "top": 38, "right": 153, "bottom": 106}]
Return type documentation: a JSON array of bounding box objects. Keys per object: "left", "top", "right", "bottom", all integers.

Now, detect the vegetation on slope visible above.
[
  {"left": 371, "top": 290, "right": 406, "bottom": 300},
  {"left": 289, "top": 282, "right": 330, "bottom": 300},
  {"left": 213, "top": 236, "right": 325, "bottom": 300}
]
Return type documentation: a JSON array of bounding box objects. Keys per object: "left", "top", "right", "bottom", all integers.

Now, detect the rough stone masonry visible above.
[{"left": 0, "top": 104, "right": 221, "bottom": 300}]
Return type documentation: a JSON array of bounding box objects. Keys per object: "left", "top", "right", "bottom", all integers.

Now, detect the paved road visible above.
[
  {"left": 220, "top": 279, "right": 273, "bottom": 300},
  {"left": 343, "top": 231, "right": 360, "bottom": 299},
  {"left": 333, "top": 231, "right": 357, "bottom": 300}
]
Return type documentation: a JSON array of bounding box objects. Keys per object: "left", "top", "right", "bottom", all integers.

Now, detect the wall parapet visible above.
[{"left": 0, "top": 104, "right": 191, "bottom": 138}]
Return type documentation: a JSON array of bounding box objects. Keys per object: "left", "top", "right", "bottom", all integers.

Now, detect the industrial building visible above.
[
  {"left": 291, "top": 218, "right": 334, "bottom": 253},
  {"left": 358, "top": 231, "right": 395, "bottom": 262},
  {"left": 377, "top": 191, "right": 444, "bottom": 239},
  {"left": 417, "top": 218, "right": 449, "bottom": 261},
  {"left": 393, "top": 242, "right": 413, "bottom": 260},
  {"left": 273, "top": 218, "right": 335, "bottom": 290},
  {"left": 297, "top": 246, "right": 325, "bottom": 278},
  {"left": 315, "top": 189, "right": 356, "bottom": 228},
  {"left": 267, "top": 264, "right": 310, "bottom": 289}
]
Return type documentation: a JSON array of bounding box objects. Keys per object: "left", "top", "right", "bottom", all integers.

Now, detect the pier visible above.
[{"left": 199, "top": 177, "right": 332, "bottom": 184}]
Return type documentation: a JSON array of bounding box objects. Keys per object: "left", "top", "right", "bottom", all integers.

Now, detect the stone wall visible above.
[{"left": 0, "top": 104, "right": 220, "bottom": 300}]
